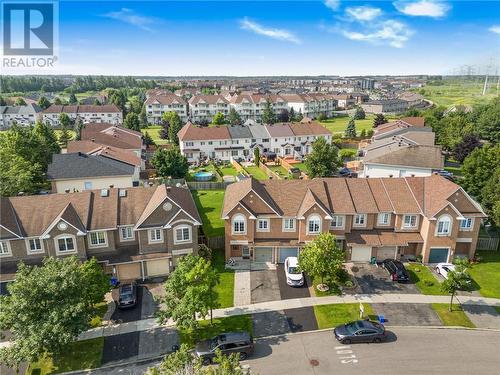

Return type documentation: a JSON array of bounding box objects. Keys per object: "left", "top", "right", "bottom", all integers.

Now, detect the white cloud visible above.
[
  {"left": 324, "top": 0, "right": 340, "bottom": 11},
  {"left": 345, "top": 6, "right": 382, "bottom": 21},
  {"left": 240, "top": 18, "right": 301, "bottom": 44},
  {"left": 103, "top": 8, "right": 157, "bottom": 31},
  {"left": 342, "top": 20, "right": 413, "bottom": 48},
  {"left": 490, "top": 25, "right": 500, "bottom": 34},
  {"left": 394, "top": 1, "right": 450, "bottom": 18}
]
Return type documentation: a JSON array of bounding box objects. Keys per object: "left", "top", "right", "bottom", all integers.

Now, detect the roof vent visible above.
[
  {"left": 109, "top": 184, "right": 114, "bottom": 188},
  {"left": 166, "top": 185, "right": 171, "bottom": 191},
  {"left": 64, "top": 189, "right": 70, "bottom": 193},
  {"left": 389, "top": 174, "right": 393, "bottom": 178},
  {"left": 119, "top": 189, "right": 127, "bottom": 197},
  {"left": 100, "top": 188, "right": 109, "bottom": 197}
]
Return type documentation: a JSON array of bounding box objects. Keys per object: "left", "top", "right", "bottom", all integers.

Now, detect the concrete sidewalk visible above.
[{"left": 78, "top": 293, "right": 500, "bottom": 341}]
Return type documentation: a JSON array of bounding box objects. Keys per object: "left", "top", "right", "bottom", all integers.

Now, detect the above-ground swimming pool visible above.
[{"left": 194, "top": 171, "right": 214, "bottom": 181}]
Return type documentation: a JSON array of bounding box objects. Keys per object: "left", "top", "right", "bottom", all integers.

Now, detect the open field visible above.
[
  {"left": 319, "top": 115, "right": 375, "bottom": 135},
  {"left": 417, "top": 80, "right": 498, "bottom": 107}
]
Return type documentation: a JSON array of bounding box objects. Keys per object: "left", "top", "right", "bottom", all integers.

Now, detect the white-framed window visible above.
[
  {"left": 436, "top": 215, "right": 452, "bottom": 236},
  {"left": 89, "top": 231, "right": 107, "bottom": 247},
  {"left": 353, "top": 214, "right": 367, "bottom": 227},
  {"left": 56, "top": 235, "right": 76, "bottom": 253},
  {"left": 174, "top": 226, "right": 192, "bottom": 244},
  {"left": 26, "top": 238, "right": 43, "bottom": 253},
  {"left": 330, "top": 215, "right": 345, "bottom": 229},
  {"left": 459, "top": 218, "right": 474, "bottom": 231},
  {"left": 232, "top": 214, "right": 246, "bottom": 234},
  {"left": 120, "top": 226, "right": 134, "bottom": 241},
  {"left": 0, "top": 241, "right": 11, "bottom": 256},
  {"left": 403, "top": 215, "right": 418, "bottom": 228},
  {"left": 149, "top": 228, "right": 163, "bottom": 243},
  {"left": 257, "top": 218, "right": 270, "bottom": 232},
  {"left": 185, "top": 141, "right": 194, "bottom": 147},
  {"left": 282, "top": 218, "right": 296, "bottom": 232},
  {"left": 307, "top": 215, "right": 321, "bottom": 234},
  {"left": 377, "top": 213, "right": 391, "bottom": 226}
]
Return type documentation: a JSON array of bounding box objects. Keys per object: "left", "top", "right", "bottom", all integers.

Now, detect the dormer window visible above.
[
  {"left": 436, "top": 215, "right": 452, "bottom": 236},
  {"left": 403, "top": 215, "right": 418, "bottom": 228},
  {"left": 232, "top": 214, "right": 246, "bottom": 234}
]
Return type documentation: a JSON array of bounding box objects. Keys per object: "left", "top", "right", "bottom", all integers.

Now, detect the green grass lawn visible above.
[
  {"left": 318, "top": 115, "right": 376, "bottom": 135},
  {"left": 267, "top": 164, "right": 288, "bottom": 177},
  {"left": 218, "top": 165, "right": 238, "bottom": 177},
  {"left": 431, "top": 303, "right": 475, "bottom": 328},
  {"left": 406, "top": 263, "right": 444, "bottom": 295},
  {"left": 291, "top": 162, "right": 307, "bottom": 172},
  {"left": 244, "top": 166, "right": 268, "bottom": 180},
  {"left": 89, "top": 301, "right": 109, "bottom": 328},
  {"left": 212, "top": 249, "right": 234, "bottom": 308},
  {"left": 311, "top": 276, "right": 341, "bottom": 297},
  {"left": 314, "top": 303, "right": 376, "bottom": 329},
  {"left": 179, "top": 315, "right": 253, "bottom": 348},
  {"left": 468, "top": 251, "right": 500, "bottom": 298},
  {"left": 191, "top": 190, "right": 225, "bottom": 238},
  {"left": 418, "top": 80, "right": 498, "bottom": 107},
  {"left": 186, "top": 164, "right": 222, "bottom": 182},
  {"left": 141, "top": 126, "right": 170, "bottom": 145},
  {"left": 27, "top": 338, "right": 104, "bottom": 375}
]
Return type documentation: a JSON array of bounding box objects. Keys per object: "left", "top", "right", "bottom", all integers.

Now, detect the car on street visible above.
[
  {"left": 334, "top": 320, "right": 387, "bottom": 344},
  {"left": 381, "top": 259, "right": 410, "bottom": 282},
  {"left": 284, "top": 257, "right": 304, "bottom": 287},
  {"left": 194, "top": 331, "right": 254, "bottom": 365},
  {"left": 117, "top": 281, "right": 137, "bottom": 309}
]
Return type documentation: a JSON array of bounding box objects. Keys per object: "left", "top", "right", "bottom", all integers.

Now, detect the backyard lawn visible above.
[
  {"left": 27, "top": 338, "right": 104, "bottom": 375},
  {"left": 314, "top": 303, "right": 375, "bottom": 329},
  {"left": 468, "top": 251, "right": 500, "bottom": 299},
  {"left": 213, "top": 249, "right": 234, "bottom": 308},
  {"left": 267, "top": 164, "right": 288, "bottom": 178},
  {"left": 431, "top": 304, "right": 475, "bottom": 328},
  {"left": 186, "top": 164, "right": 222, "bottom": 182},
  {"left": 218, "top": 165, "right": 238, "bottom": 177},
  {"left": 318, "top": 115, "right": 376, "bottom": 135},
  {"left": 141, "top": 126, "right": 170, "bottom": 145},
  {"left": 291, "top": 162, "right": 307, "bottom": 172},
  {"left": 244, "top": 166, "right": 268, "bottom": 180},
  {"left": 406, "top": 263, "right": 444, "bottom": 295},
  {"left": 191, "top": 190, "right": 225, "bottom": 237}
]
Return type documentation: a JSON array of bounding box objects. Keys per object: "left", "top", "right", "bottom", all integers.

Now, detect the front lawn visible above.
[
  {"left": 213, "top": 249, "right": 234, "bottom": 308},
  {"left": 179, "top": 315, "right": 253, "bottom": 348},
  {"left": 406, "top": 263, "right": 444, "bottom": 295},
  {"left": 431, "top": 303, "right": 475, "bottom": 328},
  {"left": 191, "top": 190, "right": 225, "bottom": 238},
  {"left": 314, "top": 303, "right": 375, "bottom": 329},
  {"left": 27, "top": 338, "right": 104, "bottom": 375},
  {"left": 89, "top": 301, "right": 109, "bottom": 328},
  {"left": 244, "top": 166, "right": 268, "bottom": 180},
  {"left": 468, "top": 251, "right": 500, "bottom": 298},
  {"left": 311, "top": 276, "right": 341, "bottom": 297}
]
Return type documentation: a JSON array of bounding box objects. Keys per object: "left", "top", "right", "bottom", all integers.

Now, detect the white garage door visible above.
[
  {"left": 377, "top": 246, "right": 397, "bottom": 261},
  {"left": 146, "top": 259, "right": 170, "bottom": 277},
  {"left": 117, "top": 262, "right": 141, "bottom": 281},
  {"left": 351, "top": 246, "right": 372, "bottom": 262},
  {"left": 254, "top": 247, "right": 273, "bottom": 263}
]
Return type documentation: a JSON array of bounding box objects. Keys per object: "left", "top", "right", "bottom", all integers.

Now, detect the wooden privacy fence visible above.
[
  {"left": 200, "top": 235, "right": 225, "bottom": 250},
  {"left": 187, "top": 181, "right": 231, "bottom": 190},
  {"left": 477, "top": 237, "right": 500, "bottom": 251}
]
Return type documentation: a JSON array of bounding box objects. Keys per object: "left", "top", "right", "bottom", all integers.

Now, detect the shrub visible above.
[
  {"left": 339, "top": 148, "right": 357, "bottom": 160},
  {"left": 416, "top": 255, "right": 423, "bottom": 263},
  {"left": 424, "top": 280, "right": 434, "bottom": 287},
  {"left": 344, "top": 280, "right": 354, "bottom": 288},
  {"left": 198, "top": 244, "right": 212, "bottom": 261},
  {"left": 317, "top": 113, "right": 327, "bottom": 122}
]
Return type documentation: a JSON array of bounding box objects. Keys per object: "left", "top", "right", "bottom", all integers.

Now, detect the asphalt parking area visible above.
[
  {"left": 253, "top": 310, "right": 291, "bottom": 337},
  {"left": 276, "top": 264, "right": 311, "bottom": 300},
  {"left": 284, "top": 307, "right": 318, "bottom": 333},
  {"left": 372, "top": 303, "right": 442, "bottom": 326},
  {"left": 251, "top": 270, "right": 281, "bottom": 304},
  {"left": 111, "top": 285, "right": 159, "bottom": 323},
  {"left": 102, "top": 332, "right": 140, "bottom": 364},
  {"left": 352, "top": 264, "right": 419, "bottom": 294}
]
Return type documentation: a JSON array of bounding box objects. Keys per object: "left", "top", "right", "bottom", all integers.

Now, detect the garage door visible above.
[
  {"left": 117, "top": 262, "right": 141, "bottom": 281},
  {"left": 254, "top": 247, "right": 273, "bottom": 263},
  {"left": 146, "top": 259, "right": 170, "bottom": 277},
  {"left": 376, "top": 246, "right": 397, "bottom": 261},
  {"left": 429, "top": 248, "right": 449, "bottom": 263},
  {"left": 278, "top": 247, "right": 299, "bottom": 263},
  {"left": 351, "top": 246, "right": 372, "bottom": 262}
]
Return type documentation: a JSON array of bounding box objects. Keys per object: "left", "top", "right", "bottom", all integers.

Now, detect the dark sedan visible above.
[
  {"left": 334, "top": 320, "right": 387, "bottom": 344},
  {"left": 117, "top": 281, "right": 137, "bottom": 309},
  {"left": 381, "top": 259, "right": 410, "bottom": 282}
]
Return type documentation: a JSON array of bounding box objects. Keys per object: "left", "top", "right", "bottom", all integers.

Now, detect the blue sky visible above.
[{"left": 8, "top": 1, "right": 500, "bottom": 75}]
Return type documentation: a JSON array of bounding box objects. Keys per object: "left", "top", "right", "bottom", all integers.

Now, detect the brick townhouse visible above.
[
  {"left": 222, "top": 176, "right": 486, "bottom": 265},
  {"left": 0, "top": 185, "right": 201, "bottom": 283}
]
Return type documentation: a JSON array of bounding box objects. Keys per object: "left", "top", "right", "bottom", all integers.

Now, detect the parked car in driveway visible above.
[
  {"left": 381, "top": 259, "right": 410, "bottom": 282},
  {"left": 334, "top": 320, "right": 387, "bottom": 344},
  {"left": 284, "top": 257, "right": 305, "bottom": 287},
  {"left": 117, "top": 281, "right": 137, "bottom": 309},
  {"left": 195, "top": 331, "right": 254, "bottom": 365},
  {"left": 435, "top": 262, "right": 472, "bottom": 287}
]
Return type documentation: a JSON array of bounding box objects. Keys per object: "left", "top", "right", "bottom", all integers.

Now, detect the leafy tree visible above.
[
  {"left": 453, "top": 134, "right": 482, "bottom": 163},
  {"left": 143, "top": 131, "right": 155, "bottom": 146},
  {"left": 159, "top": 125, "right": 169, "bottom": 140},
  {"left": 124, "top": 112, "right": 141, "bottom": 131},
  {"left": 151, "top": 147, "right": 189, "bottom": 179},
  {"left": 0, "top": 96, "right": 6, "bottom": 106},
  {"left": 68, "top": 93, "right": 78, "bottom": 104},
  {"left": 212, "top": 112, "right": 226, "bottom": 125},
  {"left": 58, "top": 124, "right": 72, "bottom": 147},
  {"left": 373, "top": 113, "right": 387, "bottom": 127},
  {"left": 278, "top": 108, "right": 290, "bottom": 122},
  {"left": 461, "top": 145, "right": 500, "bottom": 201},
  {"left": 0, "top": 257, "right": 110, "bottom": 368},
  {"left": 305, "top": 137, "right": 341, "bottom": 178},
  {"left": 262, "top": 98, "right": 276, "bottom": 125},
  {"left": 473, "top": 97, "right": 500, "bottom": 144},
  {"left": 440, "top": 259, "right": 471, "bottom": 312},
  {"left": 295, "top": 110, "right": 303, "bottom": 122},
  {"left": 316, "top": 113, "right": 327, "bottom": 122},
  {"left": 367, "top": 129, "right": 374, "bottom": 137},
  {"left": 93, "top": 98, "right": 101, "bottom": 105},
  {"left": 162, "top": 111, "right": 183, "bottom": 145},
  {"left": 344, "top": 118, "right": 357, "bottom": 138},
  {"left": 107, "top": 88, "right": 127, "bottom": 111},
  {"left": 74, "top": 117, "right": 84, "bottom": 141},
  {"left": 353, "top": 106, "right": 365, "bottom": 120},
  {"left": 298, "top": 233, "right": 345, "bottom": 287},
  {"left": 289, "top": 107, "right": 296, "bottom": 122},
  {"left": 359, "top": 129, "right": 367, "bottom": 138},
  {"left": 59, "top": 112, "right": 71, "bottom": 128},
  {"left": 32, "top": 121, "right": 61, "bottom": 167},
  {"left": 254, "top": 147, "right": 260, "bottom": 167},
  {"left": 228, "top": 107, "right": 242, "bottom": 125},
  {"left": 482, "top": 170, "right": 500, "bottom": 226},
  {"left": 0, "top": 151, "right": 42, "bottom": 196},
  {"left": 37, "top": 96, "right": 50, "bottom": 109},
  {"left": 128, "top": 95, "right": 144, "bottom": 115},
  {"left": 14, "top": 97, "right": 26, "bottom": 106},
  {"left": 54, "top": 97, "right": 63, "bottom": 105},
  {"left": 433, "top": 112, "right": 474, "bottom": 151}
]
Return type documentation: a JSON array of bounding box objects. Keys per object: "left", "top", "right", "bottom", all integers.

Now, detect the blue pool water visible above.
[{"left": 194, "top": 171, "right": 214, "bottom": 181}]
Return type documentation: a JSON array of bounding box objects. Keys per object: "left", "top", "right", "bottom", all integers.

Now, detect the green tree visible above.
[
  {"left": 212, "top": 112, "right": 226, "bottom": 125},
  {"left": 289, "top": 107, "right": 296, "bottom": 122},
  {"left": 74, "top": 117, "right": 84, "bottom": 141},
  {"left": 482, "top": 170, "right": 500, "bottom": 226},
  {"left": 228, "top": 107, "right": 242, "bottom": 125},
  {"left": 68, "top": 93, "right": 78, "bottom": 104},
  {"left": 128, "top": 95, "right": 143, "bottom": 114},
  {"left": 305, "top": 137, "right": 341, "bottom": 178},
  {"left": 151, "top": 147, "right": 189, "bottom": 179},
  {"left": 162, "top": 111, "right": 183, "bottom": 145},
  {"left": 353, "top": 106, "right": 366, "bottom": 120},
  {"left": 298, "top": 233, "right": 345, "bottom": 287},
  {"left": 140, "top": 104, "right": 148, "bottom": 127},
  {"left": 58, "top": 124, "right": 72, "bottom": 147},
  {"left": 453, "top": 134, "right": 482, "bottom": 163},
  {"left": 434, "top": 112, "right": 474, "bottom": 151},
  {"left": 37, "top": 96, "right": 50, "bottom": 109},
  {"left": 143, "top": 131, "right": 155, "bottom": 146},
  {"left": 359, "top": 129, "right": 367, "bottom": 138},
  {"left": 262, "top": 98, "right": 276, "bottom": 124},
  {"left": 59, "top": 112, "right": 71, "bottom": 128},
  {"left": 93, "top": 98, "right": 101, "bottom": 105},
  {"left": 107, "top": 88, "right": 127, "bottom": 111},
  {"left": 473, "top": 97, "right": 500, "bottom": 144},
  {"left": 0, "top": 152, "right": 42, "bottom": 196},
  {"left": 373, "top": 113, "right": 387, "bottom": 127},
  {"left": 0, "top": 257, "right": 110, "bottom": 368},
  {"left": 54, "top": 97, "right": 63, "bottom": 105},
  {"left": 254, "top": 147, "right": 260, "bottom": 167},
  {"left": 14, "top": 97, "right": 26, "bottom": 106},
  {"left": 124, "top": 112, "right": 141, "bottom": 131},
  {"left": 344, "top": 118, "right": 357, "bottom": 138},
  {"left": 440, "top": 259, "right": 471, "bottom": 312},
  {"left": 461, "top": 145, "right": 500, "bottom": 201},
  {"left": 0, "top": 96, "right": 6, "bottom": 106}
]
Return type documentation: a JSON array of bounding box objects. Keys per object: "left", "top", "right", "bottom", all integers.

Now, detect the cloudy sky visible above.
[{"left": 4, "top": 0, "right": 500, "bottom": 75}]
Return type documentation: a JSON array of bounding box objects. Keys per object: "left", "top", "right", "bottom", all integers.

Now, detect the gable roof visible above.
[
  {"left": 364, "top": 145, "right": 444, "bottom": 170},
  {"left": 80, "top": 123, "right": 143, "bottom": 149},
  {"left": 177, "top": 122, "right": 231, "bottom": 141},
  {"left": 145, "top": 94, "right": 187, "bottom": 106},
  {"left": 67, "top": 141, "right": 142, "bottom": 167},
  {"left": 43, "top": 104, "right": 121, "bottom": 114},
  {"left": 227, "top": 125, "right": 252, "bottom": 139}
]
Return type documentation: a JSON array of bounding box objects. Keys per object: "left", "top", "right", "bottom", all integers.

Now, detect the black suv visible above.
[
  {"left": 195, "top": 331, "right": 254, "bottom": 365},
  {"left": 381, "top": 259, "right": 410, "bottom": 282}
]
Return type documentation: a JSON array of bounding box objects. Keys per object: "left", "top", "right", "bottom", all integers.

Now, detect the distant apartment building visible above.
[
  {"left": 0, "top": 104, "right": 42, "bottom": 129},
  {"left": 42, "top": 105, "right": 123, "bottom": 127},
  {"left": 189, "top": 95, "right": 230, "bottom": 123},
  {"left": 281, "top": 93, "right": 337, "bottom": 118},
  {"left": 361, "top": 99, "right": 409, "bottom": 114},
  {"left": 145, "top": 94, "right": 188, "bottom": 124},
  {"left": 229, "top": 94, "right": 288, "bottom": 122},
  {"left": 332, "top": 94, "right": 356, "bottom": 109}
]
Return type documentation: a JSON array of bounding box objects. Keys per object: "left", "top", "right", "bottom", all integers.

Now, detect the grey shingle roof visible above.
[
  {"left": 227, "top": 125, "right": 252, "bottom": 139},
  {"left": 247, "top": 123, "right": 270, "bottom": 139}
]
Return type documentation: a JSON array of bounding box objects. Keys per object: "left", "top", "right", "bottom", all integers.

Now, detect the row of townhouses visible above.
[
  {"left": 41, "top": 105, "right": 123, "bottom": 127},
  {"left": 222, "top": 176, "right": 486, "bottom": 265},
  {"left": 0, "top": 104, "right": 42, "bottom": 129},
  {"left": 0, "top": 185, "right": 201, "bottom": 283},
  {"left": 177, "top": 120, "right": 332, "bottom": 162}
]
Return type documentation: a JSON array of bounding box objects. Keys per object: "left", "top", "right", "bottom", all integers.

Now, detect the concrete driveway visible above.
[
  {"left": 352, "top": 264, "right": 420, "bottom": 294},
  {"left": 276, "top": 264, "right": 311, "bottom": 300},
  {"left": 251, "top": 270, "right": 281, "bottom": 303},
  {"left": 372, "top": 303, "right": 442, "bottom": 326}
]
